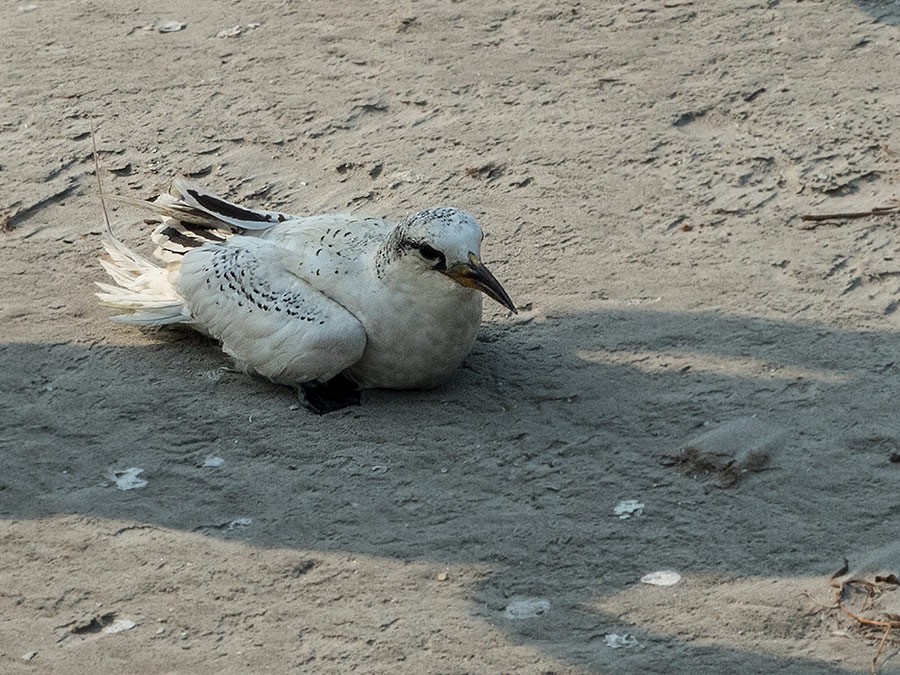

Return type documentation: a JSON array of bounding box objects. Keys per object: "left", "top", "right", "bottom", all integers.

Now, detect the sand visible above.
[{"left": 3, "top": 1, "right": 900, "bottom": 673}]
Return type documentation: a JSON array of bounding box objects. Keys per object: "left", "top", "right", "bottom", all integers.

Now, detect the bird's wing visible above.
[
  {"left": 109, "top": 178, "right": 291, "bottom": 233},
  {"left": 167, "top": 177, "right": 291, "bottom": 231},
  {"left": 176, "top": 236, "right": 367, "bottom": 385},
  {"left": 118, "top": 179, "right": 393, "bottom": 266},
  {"left": 163, "top": 179, "right": 394, "bottom": 242},
  {"left": 254, "top": 212, "right": 391, "bottom": 257}
]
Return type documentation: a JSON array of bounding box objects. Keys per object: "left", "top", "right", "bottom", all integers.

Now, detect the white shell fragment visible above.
[
  {"left": 227, "top": 518, "right": 253, "bottom": 530},
  {"left": 216, "top": 25, "right": 243, "bottom": 38},
  {"left": 202, "top": 455, "right": 224, "bottom": 468},
  {"left": 640, "top": 570, "right": 682, "bottom": 586},
  {"left": 614, "top": 499, "right": 644, "bottom": 519},
  {"left": 107, "top": 467, "right": 147, "bottom": 491},
  {"left": 605, "top": 633, "right": 639, "bottom": 649},
  {"left": 215, "top": 24, "right": 260, "bottom": 38},
  {"left": 103, "top": 619, "right": 136, "bottom": 634},
  {"left": 503, "top": 597, "right": 550, "bottom": 619},
  {"left": 155, "top": 20, "right": 186, "bottom": 33}
]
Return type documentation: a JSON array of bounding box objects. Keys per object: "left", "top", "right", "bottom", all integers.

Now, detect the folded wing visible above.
[{"left": 176, "top": 236, "right": 367, "bottom": 385}]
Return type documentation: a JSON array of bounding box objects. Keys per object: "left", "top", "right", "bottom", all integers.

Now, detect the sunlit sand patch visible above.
[
  {"left": 0, "top": 515, "right": 572, "bottom": 673},
  {"left": 592, "top": 574, "right": 863, "bottom": 668},
  {"left": 577, "top": 348, "right": 850, "bottom": 383}
]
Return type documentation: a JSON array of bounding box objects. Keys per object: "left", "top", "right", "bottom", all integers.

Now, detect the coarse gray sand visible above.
[{"left": 3, "top": 1, "right": 900, "bottom": 672}]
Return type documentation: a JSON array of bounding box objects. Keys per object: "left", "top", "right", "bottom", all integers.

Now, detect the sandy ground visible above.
[{"left": 3, "top": 0, "right": 900, "bottom": 673}]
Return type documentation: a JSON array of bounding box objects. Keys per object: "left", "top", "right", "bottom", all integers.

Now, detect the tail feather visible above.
[
  {"left": 96, "top": 234, "right": 191, "bottom": 326},
  {"left": 149, "top": 210, "right": 232, "bottom": 264},
  {"left": 105, "top": 309, "right": 190, "bottom": 326},
  {"left": 97, "top": 177, "right": 289, "bottom": 325}
]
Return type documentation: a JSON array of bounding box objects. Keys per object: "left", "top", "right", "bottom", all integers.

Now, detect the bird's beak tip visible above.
[{"left": 446, "top": 254, "right": 516, "bottom": 314}]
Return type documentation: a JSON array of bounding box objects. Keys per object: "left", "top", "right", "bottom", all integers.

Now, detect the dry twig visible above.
[
  {"left": 801, "top": 206, "right": 899, "bottom": 222},
  {"left": 90, "top": 117, "right": 112, "bottom": 236},
  {"left": 831, "top": 578, "right": 900, "bottom": 674}
]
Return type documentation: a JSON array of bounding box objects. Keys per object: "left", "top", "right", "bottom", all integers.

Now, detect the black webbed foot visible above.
[{"left": 298, "top": 373, "right": 361, "bottom": 414}]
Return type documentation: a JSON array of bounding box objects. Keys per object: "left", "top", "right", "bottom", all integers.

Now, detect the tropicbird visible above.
[{"left": 96, "top": 178, "right": 517, "bottom": 412}]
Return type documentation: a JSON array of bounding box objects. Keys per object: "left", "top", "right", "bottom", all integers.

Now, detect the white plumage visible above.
[{"left": 96, "top": 178, "right": 516, "bottom": 411}]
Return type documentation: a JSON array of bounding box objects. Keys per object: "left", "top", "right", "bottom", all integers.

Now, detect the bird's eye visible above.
[
  {"left": 417, "top": 243, "right": 446, "bottom": 270},
  {"left": 418, "top": 243, "right": 442, "bottom": 261}
]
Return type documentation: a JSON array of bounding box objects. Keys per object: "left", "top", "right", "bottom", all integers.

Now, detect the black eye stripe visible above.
[
  {"left": 418, "top": 243, "right": 447, "bottom": 271},
  {"left": 418, "top": 243, "right": 442, "bottom": 260}
]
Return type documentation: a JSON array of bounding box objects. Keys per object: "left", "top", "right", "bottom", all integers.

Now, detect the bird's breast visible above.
[{"left": 347, "top": 289, "right": 483, "bottom": 390}]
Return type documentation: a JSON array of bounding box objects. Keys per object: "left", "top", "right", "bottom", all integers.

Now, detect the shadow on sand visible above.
[{"left": 3, "top": 307, "right": 898, "bottom": 672}]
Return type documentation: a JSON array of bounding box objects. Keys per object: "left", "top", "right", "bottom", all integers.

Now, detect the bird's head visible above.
[{"left": 386, "top": 207, "right": 517, "bottom": 314}]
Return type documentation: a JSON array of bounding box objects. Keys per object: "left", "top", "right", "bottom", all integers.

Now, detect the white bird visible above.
[{"left": 96, "top": 178, "right": 517, "bottom": 412}]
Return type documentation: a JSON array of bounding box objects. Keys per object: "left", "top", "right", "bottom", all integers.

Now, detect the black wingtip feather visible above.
[
  {"left": 160, "top": 226, "right": 199, "bottom": 249},
  {"left": 181, "top": 221, "right": 228, "bottom": 242},
  {"left": 187, "top": 189, "right": 275, "bottom": 224}
]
